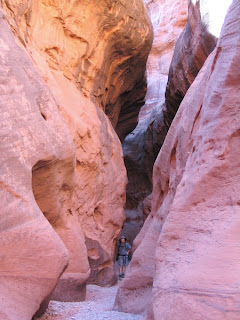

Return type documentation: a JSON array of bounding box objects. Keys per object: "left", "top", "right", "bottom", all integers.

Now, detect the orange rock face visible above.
[
  {"left": 140, "top": 0, "right": 188, "bottom": 121},
  {"left": 0, "top": 11, "right": 71, "bottom": 319},
  {"left": 1, "top": 0, "right": 153, "bottom": 141},
  {"left": 122, "top": 0, "right": 188, "bottom": 244},
  {"left": 45, "top": 70, "right": 127, "bottom": 288},
  {"left": 0, "top": 0, "right": 153, "bottom": 317},
  {"left": 115, "top": 0, "right": 238, "bottom": 318},
  {"left": 164, "top": 0, "right": 217, "bottom": 127}
]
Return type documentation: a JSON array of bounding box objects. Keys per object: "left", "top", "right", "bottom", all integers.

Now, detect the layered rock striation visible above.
[
  {"left": 0, "top": 0, "right": 153, "bottom": 318},
  {"left": 0, "top": 12, "right": 72, "bottom": 319},
  {"left": 1, "top": 0, "right": 153, "bottom": 141},
  {"left": 164, "top": 0, "right": 217, "bottom": 127},
  {"left": 122, "top": 0, "right": 188, "bottom": 243},
  {"left": 122, "top": 0, "right": 231, "bottom": 244},
  {"left": 115, "top": 1, "right": 239, "bottom": 318}
]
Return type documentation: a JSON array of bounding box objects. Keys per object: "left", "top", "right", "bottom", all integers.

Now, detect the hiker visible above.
[{"left": 117, "top": 236, "right": 131, "bottom": 279}]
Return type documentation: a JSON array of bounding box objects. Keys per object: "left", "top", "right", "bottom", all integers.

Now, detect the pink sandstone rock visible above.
[
  {"left": 1, "top": 0, "right": 153, "bottom": 141},
  {"left": 122, "top": 0, "right": 188, "bottom": 243},
  {"left": 42, "top": 69, "right": 127, "bottom": 288},
  {"left": 122, "top": 0, "right": 231, "bottom": 246},
  {"left": 140, "top": 0, "right": 188, "bottom": 121},
  {"left": 115, "top": 1, "right": 239, "bottom": 318},
  {"left": 164, "top": 0, "right": 218, "bottom": 127},
  {"left": 1, "top": 0, "right": 133, "bottom": 310},
  {"left": 0, "top": 10, "right": 72, "bottom": 319}
]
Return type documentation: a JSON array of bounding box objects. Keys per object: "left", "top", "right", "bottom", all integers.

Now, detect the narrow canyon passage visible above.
[
  {"left": 0, "top": 0, "right": 239, "bottom": 319},
  {"left": 40, "top": 284, "right": 142, "bottom": 320}
]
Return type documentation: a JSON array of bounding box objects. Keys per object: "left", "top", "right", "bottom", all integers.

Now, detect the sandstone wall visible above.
[
  {"left": 122, "top": 0, "right": 230, "bottom": 244},
  {"left": 1, "top": 0, "right": 153, "bottom": 141},
  {"left": 122, "top": 0, "right": 188, "bottom": 243},
  {"left": 0, "top": 11, "right": 72, "bottom": 319},
  {"left": 141, "top": 0, "right": 188, "bottom": 121},
  {"left": 164, "top": 0, "right": 217, "bottom": 127},
  {"left": 115, "top": 1, "right": 239, "bottom": 318},
  {"left": 0, "top": 0, "right": 153, "bottom": 317}
]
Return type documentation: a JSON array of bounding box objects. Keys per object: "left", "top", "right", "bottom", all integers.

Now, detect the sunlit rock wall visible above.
[
  {"left": 122, "top": 0, "right": 231, "bottom": 244},
  {"left": 115, "top": 0, "right": 234, "bottom": 316},
  {"left": 0, "top": 11, "right": 71, "bottom": 319},
  {"left": 0, "top": 0, "right": 153, "bottom": 318},
  {"left": 122, "top": 0, "right": 188, "bottom": 243},
  {"left": 140, "top": 0, "right": 188, "bottom": 121},
  {"left": 1, "top": 0, "right": 153, "bottom": 141}
]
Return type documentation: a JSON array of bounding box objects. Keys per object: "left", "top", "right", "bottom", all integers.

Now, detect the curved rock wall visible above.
[
  {"left": 0, "top": 0, "right": 153, "bottom": 318},
  {"left": 122, "top": 0, "right": 229, "bottom": 244},
  {"left": 122, "top": 0, "right": 188, "bottom": 243},
  {"left": 164, "top": 0, "right": 218, "bottom": 127},
  {"left": 115, "top": 1, "right": 238, "bottom": 318},
  {"left": 0, "top": 11, "right": 71, "bottom": 319},
  {"left": 43, "top": 69, "right": 127, "bottom": 287},
  {"left": 140, "top": 0, "right": 188, "bottom": 121},
  {"left": 1, "top": 0, "right": 153, "bottom": 141}
]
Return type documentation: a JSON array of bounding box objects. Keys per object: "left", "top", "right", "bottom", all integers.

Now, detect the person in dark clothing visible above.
[{"left": 117, "top": 236, "right": 131, "bottom": 279}]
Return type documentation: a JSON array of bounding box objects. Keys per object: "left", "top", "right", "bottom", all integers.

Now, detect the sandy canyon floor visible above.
[{"left": 39, "top": 284, "right": 143, "bottom": 320}]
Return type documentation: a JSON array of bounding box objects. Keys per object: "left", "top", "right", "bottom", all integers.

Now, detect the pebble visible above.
[{"left": 39, "top": 284, "right": 143, "bottom": 320}]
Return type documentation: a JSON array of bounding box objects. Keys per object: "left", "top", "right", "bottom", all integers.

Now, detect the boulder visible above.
[{"left": 115, "top": 1, "right": 239, "bottom": 318}]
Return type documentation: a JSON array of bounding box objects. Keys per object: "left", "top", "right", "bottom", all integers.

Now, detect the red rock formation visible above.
[
  {"left": 122, "top": 0, "right": 232, "bottom": 245},
  {"left": 0, "top": 0, "right": 153, "bottom": 141},
  {"left": 42, "top": 70, "right": 127, "bottom": 288},
  {"left": 115, "top": 1, "right": 238, "bottom": 318},
  {"left": 164, "top": 0, "right": 218, "bottom": 127},
  {"left": 0, "top": 11, "right": 71, "bottom": 319},
  {"left": 122, "top": 0, "right": 188, "bottom": 244},
  {"left": 140, "top": 0, "right": 188, "bottom": 121},
  {"left": 0, "top": 0, "right": 153, "bottom": 316}
]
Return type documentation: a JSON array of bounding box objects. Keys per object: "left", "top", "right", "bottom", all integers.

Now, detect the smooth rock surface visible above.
[
  {"left": 164, "top": 0, "right": 218, "bottom": 127},
  {"left": 122, "top": 0, "right": 188, "bottom": 243},
  {"left": 122, "top": 0, "right": 231, "bottom": 245},
  {"left": 1, "top": 0, "right": 153, "bottom": 141},
  {"left": 115, "top": 1, "right": 240, "bottom": 319},
  {"left": 140, "top": 0, "right": 188, "bottom": 121},
  {"left": 0, "top": 0, "right": 133, "bottom": 315},
  {"left": 0, "top": 10, "right": 72, "bottom": 319}
]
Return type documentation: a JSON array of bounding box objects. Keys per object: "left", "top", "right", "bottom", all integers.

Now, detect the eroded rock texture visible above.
[
  {"left": 140, "top": 0, "right": 188, "bottom": 121},
  {"left": 0, "top": 0, "right": 153, "bottom": 316},
  {"left": 164, "top": 0, "right": 217, "bottom": 127},
  {"left": 122, "top": 0, "right": 231, "bottom": 244},
  {"left": 1, "top": 0, "right": 153, "bottom": 141},
  {"left": 115, "top": 1, "right": 240, "bottom": 318},
  {"left": 44, "top": 70, "right": 127, "bottom": 288},
  {"left": 122, "top": 0, "right": 188, "bottom": 243},
  {"left": 0, "top": 11, "right": 71, "bottom": 319}
]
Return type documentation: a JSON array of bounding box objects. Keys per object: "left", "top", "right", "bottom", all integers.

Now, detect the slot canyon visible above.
[{"left": 0, "top": 0, "right": 239, "bottom": 319}]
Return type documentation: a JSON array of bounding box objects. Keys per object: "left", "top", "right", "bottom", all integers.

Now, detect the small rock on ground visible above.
[{"left": 39, "top": 284, "right": 143, "bottom": 320}]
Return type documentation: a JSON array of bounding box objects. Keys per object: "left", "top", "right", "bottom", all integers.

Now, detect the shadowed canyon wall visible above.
[
  {"left": 115, "top": 0, "right": 238, "bottom": 318},
  {"left": 1, "top": 0, "right": 153, "bottom": 141},
  {"left": 0, "top": 0, "right": 152, "bottom": 319},
  {"left": 122, "top": 0, "right": 224, "bottom": 244},
  {"left": 122, "top": 0, "right": 188, "bottom": 243}
]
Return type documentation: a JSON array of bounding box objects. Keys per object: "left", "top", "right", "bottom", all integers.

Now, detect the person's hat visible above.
[{"left": 119, "top": 235, "right": 127, "bottom": 241}]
